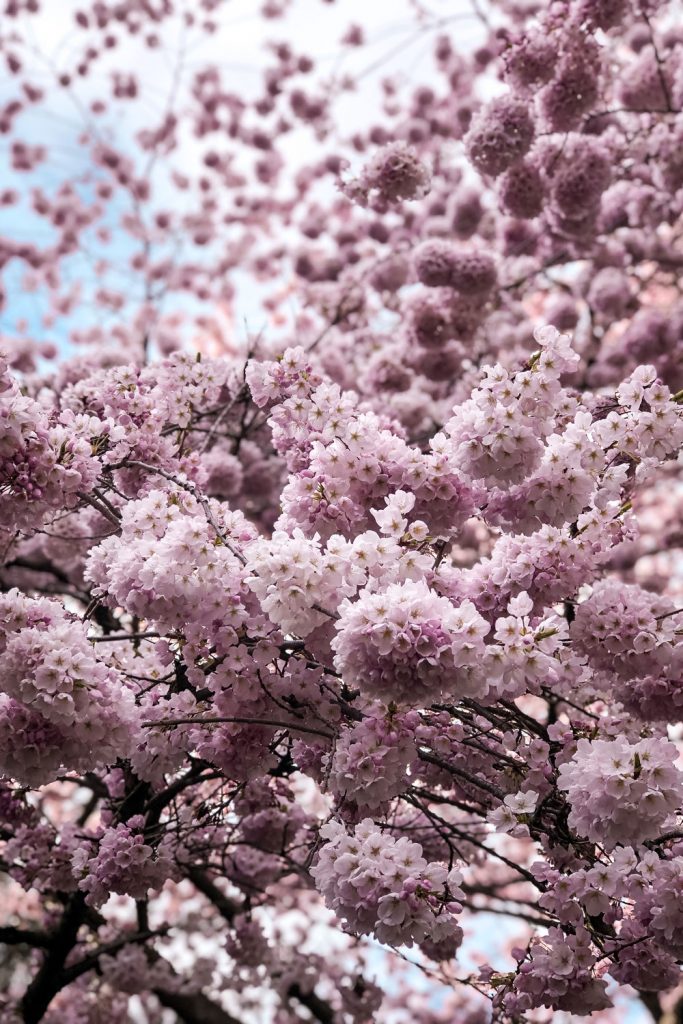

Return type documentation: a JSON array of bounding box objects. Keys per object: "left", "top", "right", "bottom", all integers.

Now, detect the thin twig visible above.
[{"left": 142, "top": 714, "right": 334, "bottom": 740}]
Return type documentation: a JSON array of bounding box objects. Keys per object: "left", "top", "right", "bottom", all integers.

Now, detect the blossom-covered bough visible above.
[{"left": 2, "top": 1, "right": 683, "bottom": 1022}]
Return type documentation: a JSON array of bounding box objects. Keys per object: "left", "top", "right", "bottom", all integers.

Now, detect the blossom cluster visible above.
[
  {"left": 534, "top": 849, "right": 683, "bottom": 993},
  {"left": 85, "top": 488, "right": 256, "bottom": 638},
  {"left": 311, "top": 818, "right": 464, "bottom": 956},
  {"left": 496, "top": 925, "right": 611, "bottom": 1017},
  {"left": 71, "top": 819, "right": 177, "bottom": 907},
  {"left": 0, "top": 591, "right": 138, "bottom": 783},
  {"left": 245, "top": 528, "right": 364, "bottom": 636},
  {"left": 0, "top": 352, "right": 104, "bottom": 532},
  {"left": 340, "top": 142, "right": 431, "bottom": 207},
  {"left": 332, "top": 579, "right": 491, "bottom": 705},
  {"left": 248, "top": 347, "right": 479, "bottom": 540},
  {"left": 571, "top": 579, "right": 680, "bottom": 681},
  {"left": 557, "top": 736, "right": 683, "bottom": 849},
  {"left": 327, "top": 705, "right": 419, "bottom": 811}
]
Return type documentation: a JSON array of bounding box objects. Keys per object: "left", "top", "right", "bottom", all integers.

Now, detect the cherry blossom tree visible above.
[{"left": 1, "top": 0, "right": 683, "bottom": 1022}]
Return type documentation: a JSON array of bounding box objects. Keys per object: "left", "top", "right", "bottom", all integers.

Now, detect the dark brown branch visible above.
[
  {"left": 1, "top": 557, "right": 71, "bottom": 585},
  {"left": 144, "top": 762, "right": 217, "bottom": 823},
  {"left": 90, "top": 631, "right": 160, "bottom": 643},
  {"left": 142, "top": 715, "right": 334, "bottom": 740},
  {"left": 187, "top": 866, "right": 239, "bottom": 923},
  {"left": 76, "top": 491, "right": 121, "bottom": 529},
  {"left": 0, "top": 926, "right": 51, "bottom": 949},
  {"left": 288, "top": 983, "right": 335, "bottom": 1024},
  {"left": 639, "top": 990, "right": 662, "bottom": 1022},
  {"left": 60, "top": 929, "right": 166, "bottom": 986},
  {"left": 155, "top": 989, "right": 243, "bottom": 1024},
  {"left": 20, "top": 893, "right": 88, "bottom": 1024},
  {"left": 417, "top": 748, "right": 504, "bottom": 800}
]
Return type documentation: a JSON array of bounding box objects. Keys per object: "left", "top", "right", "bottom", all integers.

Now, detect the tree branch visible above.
[
  {"left": 154, "top": 988, "right": 244, "bottom": 1024},
  {"left": 0, "top": 926, "right": 51, "bottom": 949},
  {"left": 20, "top": 893, "right": 88, "bottom": 1024},
  {"left": 60, "top": 929, "right": 167, "bottom": 986},
  {"left": 187, "top": 866, "right": 239, "bottom": 923},
  {"left": 288, "top": 984, "right": 335, "bottom": 1024}
]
